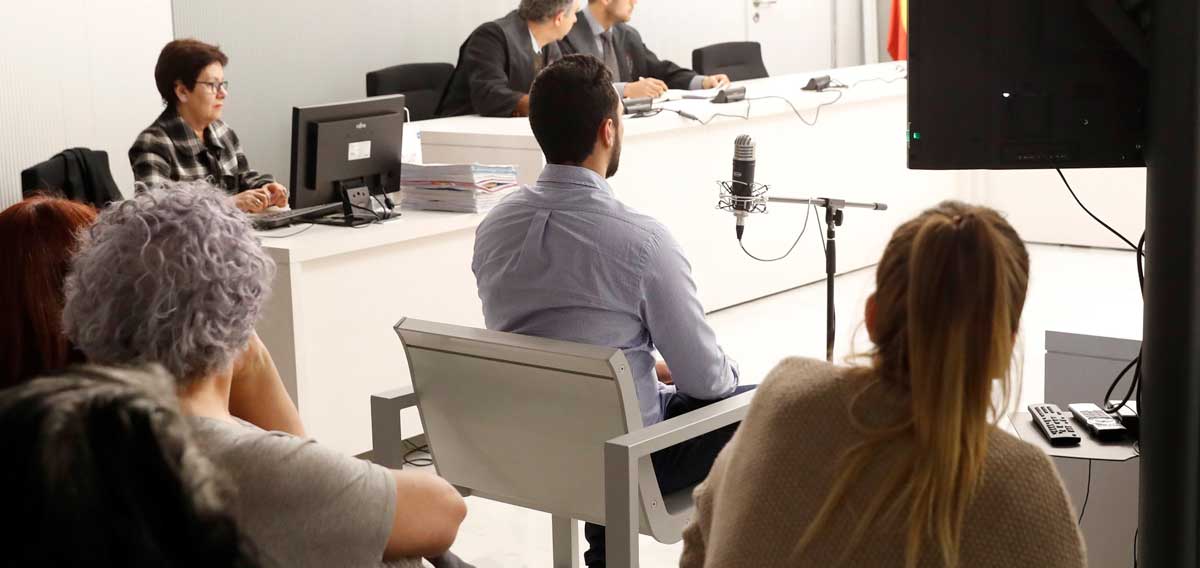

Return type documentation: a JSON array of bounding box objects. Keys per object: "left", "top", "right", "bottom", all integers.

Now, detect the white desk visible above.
[
  {"left": 257, "top": 63, "right": 1147, "bottom": 456},
  {"left": 255, "top": 211, "right": 487, "bottom": 455}
]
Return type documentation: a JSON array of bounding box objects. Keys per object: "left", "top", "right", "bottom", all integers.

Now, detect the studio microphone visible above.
[{"left": 732, "top": 135, "right": 756, "bottom": 240}]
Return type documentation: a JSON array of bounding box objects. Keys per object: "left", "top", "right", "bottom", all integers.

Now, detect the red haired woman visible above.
[{"left": 0, "top": 197, "right": 96, "bottom": 387}]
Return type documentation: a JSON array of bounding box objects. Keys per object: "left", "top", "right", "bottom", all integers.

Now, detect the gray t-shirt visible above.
[{"left": 189, "top": 416, "right": 420, "bottom": 568}]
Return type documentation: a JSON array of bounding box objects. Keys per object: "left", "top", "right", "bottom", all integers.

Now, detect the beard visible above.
[{"left": 606, "top": 135, "right": 622, "bottom": 178}]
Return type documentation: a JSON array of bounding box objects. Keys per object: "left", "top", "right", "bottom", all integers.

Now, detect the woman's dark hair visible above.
[
  {"left": 0, "top": 196, "right": 96, "bottom": 387},
  {"left": 0, "top": 365, "right": 258, "bottom": 567},
  {"left": 529, "top": 54, "right": 620, "bottom": 165},
  {"left": 155, "top": 38, "right": 229, "bottom": 107}
]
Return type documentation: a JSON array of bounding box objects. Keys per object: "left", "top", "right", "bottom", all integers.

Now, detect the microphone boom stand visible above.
[{"left": 766, "top": 197, "right": 888, "bottom": 362}]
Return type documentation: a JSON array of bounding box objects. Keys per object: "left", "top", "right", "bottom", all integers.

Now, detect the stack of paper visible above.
[{"left": 400, "top": 163, "right": 519, "bottom": 214}]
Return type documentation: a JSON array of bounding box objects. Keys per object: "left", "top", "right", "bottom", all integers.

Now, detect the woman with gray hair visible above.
[{"left": 63, "top": 183, "right": 468, "bottom": 568}]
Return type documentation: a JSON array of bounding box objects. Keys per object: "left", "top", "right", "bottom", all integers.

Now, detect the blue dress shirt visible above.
[{"left": 472, "top": 164, "right": 739, "bottom": 426}]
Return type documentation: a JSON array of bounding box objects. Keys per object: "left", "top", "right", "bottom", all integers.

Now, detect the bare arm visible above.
[
  {"left": 228, "top": 332, "right": 306, "bottom": 437},
  {"left": 383, "top": 470, "right": 468, "bottom": 560}
]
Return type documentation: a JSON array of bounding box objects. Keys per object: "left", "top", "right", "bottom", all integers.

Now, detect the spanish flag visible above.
[{"left": 887, "top": 0, "right": 908, "bottom": 61}]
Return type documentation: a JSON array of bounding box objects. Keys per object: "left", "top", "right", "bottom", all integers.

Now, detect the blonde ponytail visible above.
[{"left": 793, "top": 202, "right": 1029, "bottom": 567}]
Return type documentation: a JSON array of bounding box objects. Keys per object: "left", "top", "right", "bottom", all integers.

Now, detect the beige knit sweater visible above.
[{"left": 680, "top": 357, "right": 1086, "bottom": 568}]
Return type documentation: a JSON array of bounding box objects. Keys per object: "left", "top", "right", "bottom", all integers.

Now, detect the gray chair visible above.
[
  {"left": 691, "top": 42, "right": 769, "bottom": 82},
  {"left": 371, "top": 318, "right": 754, "bottom": 568},
  {"left": 365, "top": 63, "right": 455, "bottom": 121}
]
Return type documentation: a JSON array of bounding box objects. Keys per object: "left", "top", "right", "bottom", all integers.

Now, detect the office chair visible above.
[
  {"left": 372, "top": 318, "right": 755, "bottom": 568},
  {"left": 366, "top": 63, "right": 455, "bottom": 122},
  {"left": 691, "top": 42, "right": 769, "bottom": 82}
]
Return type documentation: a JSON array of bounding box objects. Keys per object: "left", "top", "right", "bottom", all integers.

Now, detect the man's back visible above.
[{"left": 472, "top": 164, "right": 738, "bottom": 426}]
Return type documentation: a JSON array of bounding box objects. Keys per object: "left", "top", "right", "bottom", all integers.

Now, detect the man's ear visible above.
[{"left": 604, "top": 118, "right": 617, "bottom": 148}]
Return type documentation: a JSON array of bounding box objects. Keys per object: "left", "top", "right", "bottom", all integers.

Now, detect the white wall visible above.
[
  {"left": 0, "top": 0, "right": 174, "bottom": 209},
  {"left": 172, "top": 0, "right": 520, "bottom": 189}
]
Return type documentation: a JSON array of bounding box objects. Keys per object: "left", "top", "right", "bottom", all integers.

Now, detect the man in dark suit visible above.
[
  {"left": 437, "top": 0, "right": 579, "bottom": 117},
  {"left": 559, "top": 0, "right": 730, "bottom": 100}
]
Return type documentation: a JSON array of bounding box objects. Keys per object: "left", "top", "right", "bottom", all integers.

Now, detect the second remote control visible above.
[
  {"left": 1069, "top": 403, "right": 1128, "bottom": 441},
  {"left": 1028, "top": 404, "right": 1082, "bottom": 447}
]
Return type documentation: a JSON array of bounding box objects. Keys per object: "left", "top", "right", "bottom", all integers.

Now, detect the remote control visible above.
[
  {"left": 1028, "top": 404, "right": 1082, "bottom": 447},
  {"left": 1069, "top": 403, "right": 1128, "bottom": 442}
]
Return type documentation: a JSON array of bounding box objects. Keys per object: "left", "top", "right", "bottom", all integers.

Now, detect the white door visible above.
[
  {"left": 747, "top": 0, "right": 835, "bottom": 76},
  {"left": 746, "top": 0, "right": 878, "bottom": 75}
]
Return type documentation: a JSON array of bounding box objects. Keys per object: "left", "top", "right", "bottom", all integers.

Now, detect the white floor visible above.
[{"left": 431, "top": 243, "right": 1144, "bottom": 567}]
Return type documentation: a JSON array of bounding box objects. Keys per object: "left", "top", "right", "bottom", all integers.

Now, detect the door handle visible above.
[{"left": 753, "top": 0, "right": 778, "bottom": 7}]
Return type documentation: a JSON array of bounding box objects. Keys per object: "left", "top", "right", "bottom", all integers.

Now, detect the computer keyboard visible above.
[{"left": 251, "top": 203, "right": 342, "bottom": 231}]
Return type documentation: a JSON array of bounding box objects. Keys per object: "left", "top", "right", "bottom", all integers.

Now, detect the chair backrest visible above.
[
  {"left": 691, "top": 42, "right": 769, "bottom": 82},
  {"left": 21, "top": 148, "right": 122, "bottom": 207},
  {"left": 366, "top": 63, "right": 455, "bottom": 121},
  {"left": 396, "top": 318, "right": 669, "bottom": 528}
]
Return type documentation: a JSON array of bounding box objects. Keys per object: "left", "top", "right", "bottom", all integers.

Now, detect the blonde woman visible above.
[{"left": 680, "top": 201, "right": 1085, "bottom": 567}]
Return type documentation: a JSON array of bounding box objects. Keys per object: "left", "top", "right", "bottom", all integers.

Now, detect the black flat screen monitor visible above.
[
  {"left": 289, "top": 95, "right": 406, "bottom": 209},
  {"left": 907, "top": 0, "right": 1149, "bottom": 170}
]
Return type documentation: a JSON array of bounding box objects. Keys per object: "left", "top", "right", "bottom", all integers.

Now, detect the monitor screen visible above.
[
  {"left": 907, "top": 0, "right": 1148, "bottom": 170},
  {"left": 289, "top": 95, "right": 406, "bottom": 209}
]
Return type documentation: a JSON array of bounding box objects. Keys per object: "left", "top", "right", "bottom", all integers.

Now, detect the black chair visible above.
[
  {"left": 365, "top": 63, "right": 455, "bottom": 122},
  {"left": 21, "top": 148, "right": 122, "bottom": 207},
  {"left": 691, "top": 42, "right": 769, "bottom": 82}
]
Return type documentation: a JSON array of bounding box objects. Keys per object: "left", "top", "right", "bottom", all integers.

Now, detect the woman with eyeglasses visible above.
[{"left": 129, "top": 39, "right": 287, "bottom": 213}]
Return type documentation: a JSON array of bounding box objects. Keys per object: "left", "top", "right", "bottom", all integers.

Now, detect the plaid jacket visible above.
[{"left": 129, "top": 107, "right": 274, "bottom": 193}]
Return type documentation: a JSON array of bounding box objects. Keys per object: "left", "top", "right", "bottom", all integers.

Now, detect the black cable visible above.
[
  {"left": 1056, "top": 168, "right": 1142, "bottom": 254},
  {"left": 1137, "top": 231, "right": 1146, "bottom": 296},
  {"left": 402, "top": 440, "right": 434, "bottom": 467},
  {"left": 1057, "top": 172, "right": 1146, "bottom": 417},
  {"left": 626, "top": 108, "right": 664, "bottom": 119},
  {"left": 747, "top": 90, "right": 844, "bottom": 127},
  {"left": 1128, "top": 523, "right": 1137, "bottom": 564},
  {"left": 738, "top": 199, "right": 814, "bottom": 262},
  {"left": 664, "top": 105, "right": 752, "bottom": 125},
  {"left": 849, "top": 75, "right": 907, "bottom": 88},
  {"left": 1078, "top": 459, "right": 1093, "bottom": 525},
  {"left": 813, "top": 202, "right": 827, "bottom": 254},
  {"left": 256, "top": 223, "right": 316, "bottom": 239}
]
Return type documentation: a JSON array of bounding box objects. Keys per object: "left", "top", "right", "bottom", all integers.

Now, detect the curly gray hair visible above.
[
  {"left": 519, "top": 0, "right": 576, "bottom": 21},
  {"left": 62, "top": 183, "right": 274, "bottom": 385}
]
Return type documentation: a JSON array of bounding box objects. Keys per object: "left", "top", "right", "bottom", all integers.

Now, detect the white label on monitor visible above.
[{"left": 348, "top": 140, "right": 372, "bottom": 161}]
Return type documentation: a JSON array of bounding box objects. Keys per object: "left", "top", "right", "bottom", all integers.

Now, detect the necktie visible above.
[
  {"left": 534, "top": 49, "right": 546, "bottom": 75},
  {"left": 600, "top": 30, "right": 620, "bottom": 80}
]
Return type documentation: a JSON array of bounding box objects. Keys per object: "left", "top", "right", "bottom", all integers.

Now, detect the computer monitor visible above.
[
  {"left": 289, "top": 94, "right": 406, "bottom": 209},
  {"left": 907, "top": 0, "right": 1148, "bottom": 170}
]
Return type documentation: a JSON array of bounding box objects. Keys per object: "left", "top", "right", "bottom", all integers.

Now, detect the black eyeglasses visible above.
[{"left": 195, "top": 80, "right": 230, "bottom": 94}]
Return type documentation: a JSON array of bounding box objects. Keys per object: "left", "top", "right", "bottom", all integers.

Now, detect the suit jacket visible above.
[
  {"left": 558, "top": 14, "right": 697, "bottom": 90},
  {"left": 21, "top": 147, "right": 123, "bottom": 207},
  {"left": 437, "top": 10, "right": 563, "bottom": 117}
]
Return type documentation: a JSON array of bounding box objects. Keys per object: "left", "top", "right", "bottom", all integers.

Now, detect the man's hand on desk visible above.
[
  {"left": 702, "top": 74, "right": 732, "bottom": 90},
  {"left": 624, "top": 77, "right": 669, "bottom": 100},
  {"left": 512, "top": 95, "right": 531, "bottom": 117},
  {"left": 656, "top": 360, "right": 674, "bottom": 385}
]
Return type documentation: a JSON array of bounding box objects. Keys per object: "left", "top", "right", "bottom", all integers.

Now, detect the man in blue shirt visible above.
[{"left": 472, "top": 54, "right": 752, "bottom": 567}]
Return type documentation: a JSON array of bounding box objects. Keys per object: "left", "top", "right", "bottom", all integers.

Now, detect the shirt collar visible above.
[
  {"left": 530, "top": 29, "right": 542, "bottom": 55},
  {"left": 582, "top": 6, "right": 609, "bottom": 36},
  {"left": 537, "top": 164, "right": 615, "bottom": 196}
]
